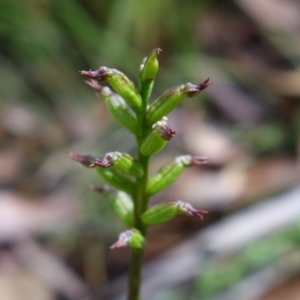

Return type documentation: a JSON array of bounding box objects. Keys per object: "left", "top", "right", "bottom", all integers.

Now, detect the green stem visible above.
[
  {"left": 128, "top": 100, "right": 150, "bottom": 300},
  {"left": 128, "top": 248, "right": 144, "bottom": 300}
]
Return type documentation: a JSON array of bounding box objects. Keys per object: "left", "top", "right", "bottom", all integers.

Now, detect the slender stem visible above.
[
  {"left": 128, "top": 248, "right": 144, "bottom": 300},
  {"left": 127, "top": 98, "right": 150, "bottom": 300}
]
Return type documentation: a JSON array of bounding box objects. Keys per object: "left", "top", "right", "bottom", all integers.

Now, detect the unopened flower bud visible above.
[
  {"left": 146, "top": 155, "right": 208, "bottom": 195},
  {"left": 68, "top": 152, "right": 135, "bottom": 193},
  {"left": 101, "top": 87, "right": 139, "bottom": 135},
  {"left": 90, "top": 152, "right": 144, "bottom": 178},
  {"left": 81, "top": 67, "right": 142, "bottom": 108},
  {"left": 140, "top": 117, "right": 175, "bottom": 156},
  {"left": 90, "top": 186, "right": 134, "bottom": 227},
  {"left": 142, "top": 200, "right": 207, "bottom": 226},
  {"left": 96, "top": 168, "right": 135, "bottom": 195},
  {"left": 142, "top": 202, "right": 178, "bottom": 225},
  {"left": 139, "top": 48, "right": 161, "bottom": 102},
  {"left": 147, "top": 78, "right": 211, "bottom": 124},
  {"left": 140, "top": 48, "right": 161, "bottom": 82},
  {"left": 110, "top": 229, "right": 145, "bottom": 249}
]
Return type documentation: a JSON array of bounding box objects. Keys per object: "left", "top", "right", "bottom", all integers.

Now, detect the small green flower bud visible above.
[
  {"left": 140, "top": 48, "right": 161, "bottom": 82},
  {"left": 101, "top": 87, "right": 139, "bottom": 135},
  {"left": 95, "top": 168, "right": 135, "bottom": 195},
  {"left": 146, "top": 155, "right": 208, "bottom": 195},
  {"left": 142, "top": 202, "right": 178, "bottom": 225},
  {"left": 147, "top": 78, "right": 211, "bottom": 124},
  {"left": 128, "top": 229, "right": 145, "bottom": 248},
  {"left": 91, "top": 186, "right": 134, "bottom": 227},
  {"left": 109, "top": 191, "right": 134, "bottom": 227},
  {"left": 81, "top": 67, "right": 142, "bottom": 108},
  {"left": 90, "top": 152, "right": 144, "bottom": 178},
  {"left": 139, "top": 48, "right": 161, "bottom": 103},
  {"left": 140, "top": 117, "right": 175, "bottom": 156},
  {"left": 142, "top": 200, "right": 208, "bottom": 226},
  {"left": 110, "top": 229, "right": 145, "bottom": 249}
]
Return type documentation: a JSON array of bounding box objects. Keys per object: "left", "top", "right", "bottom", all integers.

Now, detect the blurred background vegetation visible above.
[{"left": 1, "top": 0, "right": 300, "bottom": 299}]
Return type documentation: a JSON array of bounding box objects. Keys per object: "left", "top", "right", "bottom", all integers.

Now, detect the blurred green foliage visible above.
[{"left": 194, "top": 219, "right": 300, "bottom": 299}]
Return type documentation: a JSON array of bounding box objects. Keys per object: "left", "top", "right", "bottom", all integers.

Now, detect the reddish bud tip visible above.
[
  {"left": 89, "top": 155, "right": 113, "bottom": 168},
  {"left": 89, "top": 184, "right": 110, "bottom": 193},
  {"left": 169, "top": 200, "right": 208, "bottom": 220},
  {"left": 161, "top": 124, "right": 175, "bottom": 140},
  {"left": 85, "top": 79, "right": 102, "bottom": 92},
  {"left": 110, "top": 230, "right": 133, "bottom": 249},
  {"left": 80, "top": 67, "right": 109, "bottom": 81},
  {"left": 197, "top": 77, "right": 212, "bottom": 91},
  {"left": 183, "top": 78, "right": 212, "bottom": 97},
  {"left": 191, "top": 157, "right": 209, "bottom": 165},
  {"left": 155, "top": 117, "right": 175, "bottom": 141},
  {"left": 67, "top": 152, "right": 96, "bottom": 167}
]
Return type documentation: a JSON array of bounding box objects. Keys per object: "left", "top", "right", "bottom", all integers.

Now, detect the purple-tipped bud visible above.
[
  {"left": 182, "top": 78, "right": 212, "bottom": 97},
  {"left": 146, "top": 155, "right": 208, "bottom": 195},
  {"left": 80, "top": 67, "right": 110, "bottom": 81},
  {"left": 110, "top": 230, "right": 133, "bottom": 249},
  {"left": 168, "top": 200, "right": 208, "bottom": 219},
  {"left": 90, "top": 152, "right": 143, "bottom": 177},
  {"left": 81, "top": 67, "right": 142, "bottom": 108},
  {"left": 142, "top": 200, "right": 208, "bottom": 225},
  {"left": 90, "top": 154, "right": 113, "bottom": 168},
  {"left": 140, "top": 117, "right": 175, "bottom": 156},
  {"left": 147, "top": 78, "right": 212, "bottom": 124},
  {"left": 157, "top": 117, "right": 176, "bottom": 141},
  {"left": 67, "top": 152, "right": 96, "bottom": 167},
  {"left": 174, "top": 155, "right": 209, "bottom": 166},
  {"left": 110, "top": 229, "right": 144, "bottom": 249}
]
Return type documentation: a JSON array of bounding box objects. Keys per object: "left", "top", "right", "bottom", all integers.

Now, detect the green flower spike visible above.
[
  {"left": 140, "top": 116, "right": 175, "bottom": 156},
  {"left": 74, "top": 49, "right": 213, "bottom": 300},
  {"left": 146, "top": 155, "right": 208, "bottom": 196},
  {"left": 81, "top": 67, "right": 142, "bottom": 109},
  {"left": 142, "top": 199, "right": 208, "bottom": 226},
  {"left": 110, "top": 229, "right": 145, "bottom": 249},
  {"left": 90, "top": 152, "right": 144, "bottom": 178},
  {"left": 147, "top": 78, "right": 211, "bottom": 124}
]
